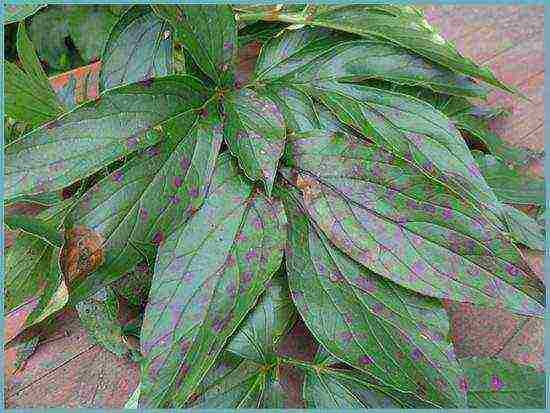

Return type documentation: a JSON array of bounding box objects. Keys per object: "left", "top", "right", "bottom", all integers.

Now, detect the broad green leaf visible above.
[
  {"left": 256, "top": 28, "right": 487, "bottom": 98},
  {"left": 5, "top": 234, "right": 51, "bottom": 312},
  {"left": 237, "top": 20, "right": 288, "bottom": 47},
  {"left": 5, "top": 75, "right": 208, "bottom": 202},
  {"left": 139, "top": 155, "right": 286, "bottom": 407},
  {"left": 305, "top": 81, "right": 504, "bottom": 224},
  {"left": 303, "top": 346, "right": 434, "bottom": 408},
  {"left": 282, "top": 129, "right": 544, "bottom": 316},
  {"left": 4, "top": 4, "right": 46, "bottom": 25},
  {"left": 223, "top": 88, "right": 286, "bottom": 195},
  {"left": 460, "top": 357, "right": 545, "bottom": 408},
  {"left": 66, "top": 6, "right": 120, "bottom": 63},
  {"left": 152, "top": 5, "right": 237, "bottom": 85},
  {"left": 502, "top": 205, "right": 544, "bottom": 252},
  {"left": 474, "top": 152, "right": 544, "bottom": 207},
  {"left": 283, "top": 193, "right": 465, "bottom": 407},
  {"left": 5, "top": 23, "right": 64, "bottom": 127},
  {"left": 76, "top": 287, "right": 131, "bottom": 357},
  {"left": 188, "top": 353, "right": 286, "bottom": 408},
  {"left": 4, "top": 214, "right": 64, "bottom": 247},
  {"left": 188, "top": 276, "right": 295, "bottom": 407},
  {"left": 101, "top": 6, "right": 174, "bottom": 90},
  {"left": 226, "top": 275, "right": 296, "bottom": 364},
  {"left": 240, "top": 5, "right": 515, "bottom": 94},
  {"left": 24, "top": 247, "right": 68, "bottom": 328},
  {"left": 68, "top": 106, "right": 222, "bottom": 303}
]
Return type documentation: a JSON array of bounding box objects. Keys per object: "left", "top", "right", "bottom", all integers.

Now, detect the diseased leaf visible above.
[
  {"left": 12, "top": 336, "right": 41, "bottom": 372},
  {"left": 460, "top": 357, "right": 545, "bottom": 408},
  {"left": 226, "top": 275, "right": 296, "bottom": 364},
  {"left": 303, "top": 346, "right": 434, "bottom": 408},
  {"left": 5, "top": 23, "right": 64, "bottom": 127},
  {"left": 240, "top": 5, "right": 516, "bottom": 93},
  {"left": 265, "top": 84, "right": 321, "bottom": 133},
  {"left": 282, "top": 129, "right": 544, "bottom": 316},
  {"left": 474, "top": 152, "right": 544, "bottom": 207},
  {"left": 153, "top": 5, "right": 236, "bottom": 86},
  {"left": 101, "top": 6, "right": 174, "bottom": 90},
  {"left": 223, "top": 88, "right": 286, "bottom": 195},
  {"left": 68, "top": 106, "right": 222, "bottom": 303},
  {"left": 76, "top": 287, "right": 131, "bottom": 357},
  {"left": 125, "top": 385, "right": 141, "bottom": 408},
  {"left": 188, "top": 276, "right": 295, "bottom": 408},
  {"left": 256, "top": 28, "right": 487, "bottom": 98},
  {"left": 502, "top": 206, "right": 544, "bottom": 252},
  {"left": 304, "top": 81, "right": 504, "bottom": 225},
  {"left": 113, "top": 262, "right": 153, "bottom": 308},
  {"left": 4, "top": 4, "right": 46, "bottom": 25},
  {"left": 283, "top": 192, "right": 465, "bottom": 407},
  {"left": 5, "top": 75, "right": 208, "bottom": 202},
  {"left": 50, "top": 61, "right": 102, "bottom": 110},
  {"left": 139, "top": 155, "right": 286, "bottom": 407}
]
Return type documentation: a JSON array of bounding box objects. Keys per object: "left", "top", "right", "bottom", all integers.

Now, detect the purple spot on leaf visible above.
[
  {"left": 359, "top": 355, "right": 374, "bottom": 365},
  {"left": 152, "top": 231, "right": 165, "bottom": 245},
  {"left": 112, "top": 170, "right": 124, "bottom": 183},
  {"left": 173, "top": 176, "right": 183, "bottom": 188},
  {"left": 490, "top": 375, "right": 504, "bottom": 391}
]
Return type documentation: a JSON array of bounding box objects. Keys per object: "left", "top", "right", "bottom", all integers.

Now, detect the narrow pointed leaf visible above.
[
  {"left": 256, "top": 28, "right": 487, "bottom": 98},
  {"left": 139, "top": 156, "right": 286, "bottom": 407},
  {"left": 474, "top": 152, "right": 544, "bottom": 207},
  {"left": 303, "top": 347, "right": 434, "bottom": 408},
  {"left": 223, "top": 88, "right": 286, "bottom": 195},
  {"left": 5, "top": 23, "right": 64, "bottom": 127},
  {"left": 226, "top": 275, "right": 296, "bottom": 364},
  {"left": 283, "top": 193, "right": 465, "bottom": 407},
  {"left": 101, "top": 6, "right": 174, "bottom": 90},
  {"left": 283, "top": 129, "right": 544, "bottom": 316},
  {"left": 189, "top": 276, "right": 295, "bottom": 407},
  {"left": 4, "top": 214, "right": 64, "bottom": 247},
  {"left": 68, "top": 107, "right": 222, "bottom": 303},
  {"left": 5, "top": 75, "right": 208, "bottom": 202},
  {"left": 460, "top": 357, "right": 544, "bottom": 408},
  {"left": 242, "top": 5, "right": 515, "bottom": 94},
  {"left": 306, "top": 81, "right": 504, "bottom": 223},
  {"left": 152, "top": 5, "right": 236, "bottom": 85}
]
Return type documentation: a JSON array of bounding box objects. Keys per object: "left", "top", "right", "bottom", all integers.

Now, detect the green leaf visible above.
[
  {"left": 256, "top": 28, "right": 488, "bottom": 99},
  {"left": 139, "top": 155, "right": 287, "bottom": 407},
  {"left": 283, "top": 192, "right": 465, "bottom": 407},
  {"left": 474, "top": 152, "right": 545, "bottom": 207},
  {"left": 304, "top": 81, "right": 504, "bottom": 224},
  {"left": 240, "top": 5, "right": 515, "bottom": 94},
  {"left": 282, "top": 129, "right": 544, "bottom": 316},
  {"left": 4, "top": 4, "right": 46, "bottom": 25},
  {"left": 188, "top": 276, "right": 295, "bottom": 408},
  {"left": 502, "top": 205, "right": 544, "bottom": 252},
  {"left": 68, "top": 106, "right": 222, "bottom": 303},
  {"left": 125, "top": 385, "right": 141, "bottom": 408},
  {"left": 188, "top": 353, "right": 286, "bottom": 408},
  {"left": 226, "top": 275, "right": 296, "bottom": 364},
  {"left": 5, "top": 75, "right": 208, "bottom": 202},
  {"left": 4, "top": 214, "right": 64, "bottom": 247},
  {"left": 460, "top": 357, "right": 545, "bottom": 408},
  {"left": 303, "top": 346, "right": 434, "bottom": 408},
  {"left": 101, "top": 6, "right": 174, "bottom": 90},
  {"left": 112, "top": 262, "right": 152, "bottom": 308},
  {"left": 76, "top": 286, "right": 131, "bottom": 357},
  {"left": 223, "top": 88, "right": 286, "bottom": 195},
  {"left": 5, "top": 23, "right": 64, "bottom": 127},
  {"left": 152, "top": 5, "right": 236, "bottom": 86},
  {"left": 66, "top": 5, "right": 120, "bottom": 63}
]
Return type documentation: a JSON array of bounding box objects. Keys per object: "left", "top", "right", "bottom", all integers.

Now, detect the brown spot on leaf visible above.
[{"left": 61, "top": 226, "right": 105, "bottom": 285}]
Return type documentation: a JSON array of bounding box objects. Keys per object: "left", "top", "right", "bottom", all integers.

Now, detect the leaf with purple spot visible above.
[
  {"left": 223, "top": 88, "right": 286, "bottom": 196},
  {"left": 282, "top": 189, "right": 465, "bottom": 407},
  {"left": 139, "top": 155, "right": 287, "bottom": 407},
  {"left": 460, "top": 357, "right": 544, "bottom": 408},
  {"left": 282, "top": 128, "right": 544, "bottom": 316}
]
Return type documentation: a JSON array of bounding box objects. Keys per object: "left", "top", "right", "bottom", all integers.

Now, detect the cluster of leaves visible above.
[{"left": 4, "top": 4, "right": 545, "bottom": 409}]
